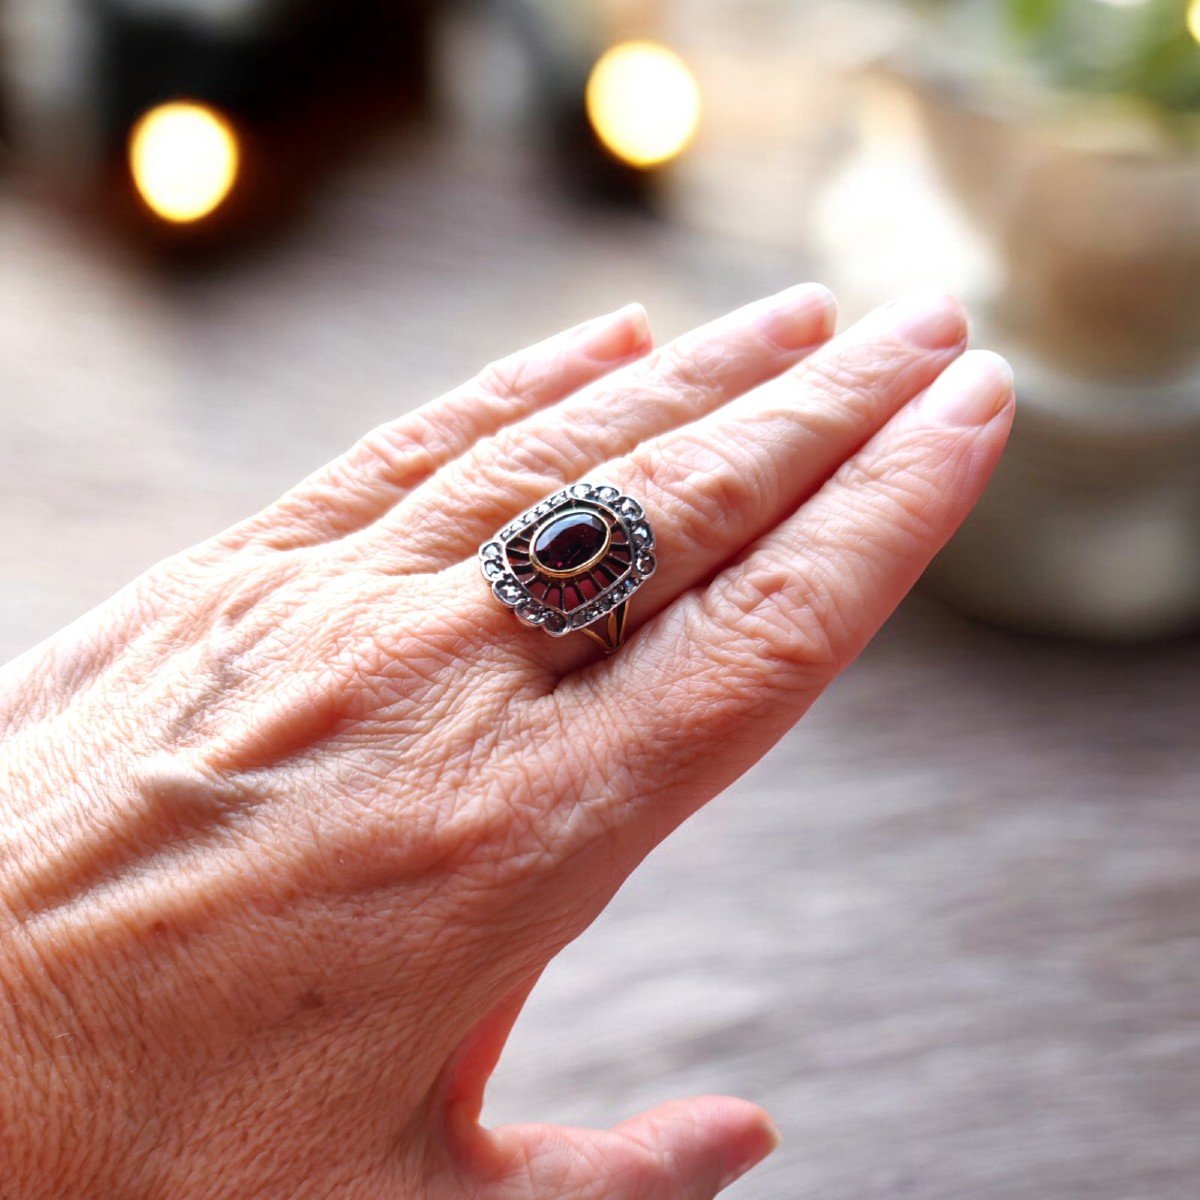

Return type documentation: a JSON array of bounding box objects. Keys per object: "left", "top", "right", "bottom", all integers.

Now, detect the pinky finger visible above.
[{"left": 591, "top": 350, "right": 1015, "bottom": 830}]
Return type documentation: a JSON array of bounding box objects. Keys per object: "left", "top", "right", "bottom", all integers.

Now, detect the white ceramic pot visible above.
[{"left": 894, "top": 74, "right": 1200, "bottom": 638}]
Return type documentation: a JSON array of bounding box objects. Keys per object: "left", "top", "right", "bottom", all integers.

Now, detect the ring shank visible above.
[{"left": 577, "top": 599, "right": 632, "bottom": 655}]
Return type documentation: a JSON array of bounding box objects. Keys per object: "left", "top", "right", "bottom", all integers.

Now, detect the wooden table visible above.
[{"left": 2, "top": 133, "right": 1197, "bottom": 1200}]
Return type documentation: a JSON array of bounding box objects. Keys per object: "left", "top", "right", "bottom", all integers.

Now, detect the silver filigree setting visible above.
[{"left": 479, "top": 481, "right": 656, "bottom": 638}]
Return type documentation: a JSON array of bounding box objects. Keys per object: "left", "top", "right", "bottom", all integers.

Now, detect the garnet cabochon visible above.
[
  {"left": 531, "top": 510, "right": 609, "bottom": 574},
  {"left": 516, "top": 506, "right": 630, "bottom": 612}
]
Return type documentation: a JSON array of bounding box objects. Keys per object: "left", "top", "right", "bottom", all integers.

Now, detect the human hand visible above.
[{"left": 0, "top": 285, "right": 1013, "bottom": 1199}]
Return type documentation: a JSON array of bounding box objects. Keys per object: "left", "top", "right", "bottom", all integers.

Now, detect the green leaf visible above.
[
  {"left": 1006, "top": 0, "right": 1064, "bottom": 37},
  {"left": 1131, "top": 32, "right": 1200, "bottom": 112}
]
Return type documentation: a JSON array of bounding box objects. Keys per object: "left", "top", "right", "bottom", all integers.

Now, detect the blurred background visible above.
[{"left": 2, "top": 1, "right": 1199, "bottom": 1196}]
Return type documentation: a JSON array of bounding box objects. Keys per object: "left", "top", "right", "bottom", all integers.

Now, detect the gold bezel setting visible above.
[{"left": 528, "top": 508, "right": 613, "bottom": 579}]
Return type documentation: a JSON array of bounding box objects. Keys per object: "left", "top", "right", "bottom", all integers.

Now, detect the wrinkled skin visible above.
[{"left": 0, "top": 286, "right": 1014, "bottom": 1200}]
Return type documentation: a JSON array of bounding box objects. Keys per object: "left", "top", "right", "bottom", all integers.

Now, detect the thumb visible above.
[{"left": 454, "top": 1095, "right": 780, "bottom": 1200}]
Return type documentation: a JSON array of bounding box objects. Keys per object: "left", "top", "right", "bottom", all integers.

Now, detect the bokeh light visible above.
[
  {"left": 1189, "top": 0, "right": 1200, "bottom": 47},
  {"left": 585, "top": 41, "right": 701, "bottom": 170},
  {"left": 127, "top": 101, "right": 241, "bottom": 224}
]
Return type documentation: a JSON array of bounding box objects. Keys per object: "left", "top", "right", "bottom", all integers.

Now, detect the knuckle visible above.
[
  {"left": 797, "top": 341, "right": 912, "bottom": 417},
  {"left": 474, "top": 353, "right": 535, "bottom": 407},
  {"left": 835, "top": 427, "right": 966, "bottom": 549},
  {"left": 482, "top": 421, "right": 587, "bottom": 488},
  {"left": 709, "top": 552, "right": 846, "bottom": 679},
  {"left": 350, "top": 415, "right": 442, "bottom": 486},
  {"left": 433, "top": 420, "right": 598, "bottom": 531},
  {"left": 628, "top": 433, "right": 766, "bottom": 554},
  {"left": 654, "top": 333, "right": 734, "bottom": 395}
]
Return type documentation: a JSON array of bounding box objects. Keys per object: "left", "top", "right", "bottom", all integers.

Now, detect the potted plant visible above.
[{"left": 825, "top": 0, "right": 1200, "bottom": 637}]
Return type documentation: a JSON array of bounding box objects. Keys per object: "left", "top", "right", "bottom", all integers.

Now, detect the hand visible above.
[{"left": 0, "top": 285, "right": 1013, "bottom": 1200}]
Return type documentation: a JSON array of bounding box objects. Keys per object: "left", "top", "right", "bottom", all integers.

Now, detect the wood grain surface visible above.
[{"left": 1, "top": 132, "right": 1197, "bottom": 1200}]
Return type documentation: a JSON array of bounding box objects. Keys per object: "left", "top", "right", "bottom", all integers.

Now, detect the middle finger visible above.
[{"left": 352, "top": 283, "right": 838, "bottom": 573}]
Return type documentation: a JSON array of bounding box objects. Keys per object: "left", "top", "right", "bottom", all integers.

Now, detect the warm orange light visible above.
[
  {"left": 128, "top": 101, "right": 240, "bottom": 224},
  {"left": 585, "top": 41, "right": 701, "bottom": 170}
]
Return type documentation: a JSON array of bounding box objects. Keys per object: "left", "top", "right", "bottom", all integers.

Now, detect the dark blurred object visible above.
[
  {"left": 497, "top": 0, "right": 667, "bottom": 209},
  {"left": 0, "top": 0, "right": 700, "bottom": 255},
  {"left": 1, "top": 0, "right": 436, "bottom": 254},
  {"left": 101, "top": 0, "right": 435, "bottom": 251}
]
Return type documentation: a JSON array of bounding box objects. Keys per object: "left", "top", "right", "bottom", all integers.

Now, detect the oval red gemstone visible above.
[{"left": 532, "top": 511, "right": 608, "bottom": 574}]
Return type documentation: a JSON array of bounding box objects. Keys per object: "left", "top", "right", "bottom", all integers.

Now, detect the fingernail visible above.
[
  {"left": 754, "top": 282, "right": 837, "bottom": 351},
  {"left": 762, "top": 1118, "right": 782, "bottom": 1156},
  {"left": 884, "top": 290, "right": 967, "bottom": 350},
  {"left": 578, "top": 302, "right": 651, "bottom": 362},
  {"left": 718, "top": 1119, "right": 782, "bottom": 1191},
  {"left": 920, "top": 350, "right": 1014, "bottom": 427}
]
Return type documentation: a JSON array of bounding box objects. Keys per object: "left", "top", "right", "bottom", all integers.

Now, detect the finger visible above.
[
  {"left": 358, "top": 283, "right": 838, "bottom": 571},
  {"left": 576, "top": 350, "right": 1015, "bottom": 837},
  {"left": 500, "top": 290, "right": 968, "bottom": 674},
  {"left": 608, "top": 1097, "right": 779, "bottom": 1197},
  {"left": 219, "top": 304, "right": 652, "bottom": 553},
  {"left": 455, "top": 1096, "right": 779, "bottom": 1200}
]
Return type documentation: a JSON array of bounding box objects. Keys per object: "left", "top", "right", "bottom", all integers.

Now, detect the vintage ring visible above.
[{"left": 478, "top": 481, "right": 656, "bottom": 654}]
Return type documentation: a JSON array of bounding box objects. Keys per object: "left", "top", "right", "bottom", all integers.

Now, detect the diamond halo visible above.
[{"left": 479, "top": 481, "right": 656, "bottom": 639}]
